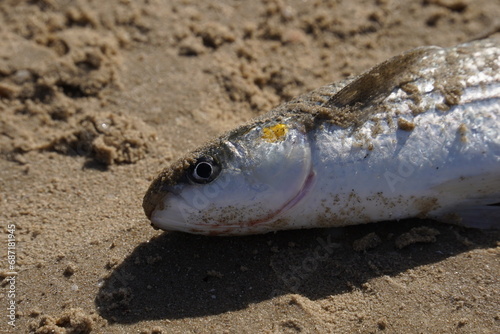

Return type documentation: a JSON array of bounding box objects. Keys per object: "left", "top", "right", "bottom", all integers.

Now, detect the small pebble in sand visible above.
[{"left": 63, "top": 263, "right": 77, "bottom": 277}]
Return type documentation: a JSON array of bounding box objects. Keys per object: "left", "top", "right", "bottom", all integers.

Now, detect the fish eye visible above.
[{"left": 188, "top": 157, "right": 220, "bottom": 184}]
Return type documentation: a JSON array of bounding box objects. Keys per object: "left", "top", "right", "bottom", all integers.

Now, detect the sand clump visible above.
[
  {"left": 48, "top": 112, "right": 157, "bottom": 165},
  {"left": 0, "top": 1, "right": 156, "bottom": 165},
  {"left": 28, "top": 308, "right": 94, "bottom": 334},
  {"left": 395, "top": 226, "right": 441, "bottom": 249},
  {"left": 353, "top": 232, "right": 382, "bottom": 252}
]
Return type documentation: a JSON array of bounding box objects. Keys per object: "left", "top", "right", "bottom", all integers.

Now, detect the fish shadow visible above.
[{"left": 95, "top": 220, "right": 498, "bottom": 323}]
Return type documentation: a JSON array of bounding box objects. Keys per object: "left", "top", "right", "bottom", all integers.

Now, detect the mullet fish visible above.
[{"left": 143, "top": 38, "right": 500, "bottom": 236}]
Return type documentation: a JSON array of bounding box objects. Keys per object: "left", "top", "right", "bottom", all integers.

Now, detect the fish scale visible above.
[{"left": 144, "top": 38, "right": 500, "bottom": 235}]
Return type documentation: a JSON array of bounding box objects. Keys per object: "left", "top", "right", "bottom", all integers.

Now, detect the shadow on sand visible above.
[{"left": 95, "top": 219, "right": 498, "bottom": 323}]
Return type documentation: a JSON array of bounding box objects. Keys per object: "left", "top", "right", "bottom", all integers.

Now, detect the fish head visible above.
[{"left": 143, "top": 120, "right": 314, "bottom": 235}]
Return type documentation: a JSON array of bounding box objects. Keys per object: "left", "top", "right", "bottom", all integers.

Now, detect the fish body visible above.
[{"left": 144, "top": 38, "right": 500, "bottom": 235}]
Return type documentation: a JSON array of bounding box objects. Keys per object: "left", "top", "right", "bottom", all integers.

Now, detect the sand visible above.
[{"left": 0, "top": 0, "right": 499, "bottom": 333}]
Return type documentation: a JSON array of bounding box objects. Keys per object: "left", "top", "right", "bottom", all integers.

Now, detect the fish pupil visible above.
[{"left": 194, "top": 162, "right": 213, "bottom": 179}]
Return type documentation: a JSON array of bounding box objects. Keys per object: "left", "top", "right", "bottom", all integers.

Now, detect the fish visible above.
[{"left": 143, "top": 38, "right": 500, "bottom": 236}]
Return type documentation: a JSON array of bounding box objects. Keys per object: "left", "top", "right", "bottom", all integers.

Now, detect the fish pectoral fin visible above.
[
  {"left": 442, "top": 205, "right": 500, "bottom": 229},
  {"left": 431, "top": 173, "right": 500, "bottom": 229},
  {"left": 431, "top": 172, "right": 500, "bottom": 195},
  {"left": 435, "top": 202, "right": 500, "bottom": 229}
]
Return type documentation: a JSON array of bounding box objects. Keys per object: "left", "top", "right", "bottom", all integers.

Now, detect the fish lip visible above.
[
  {"left": 143, "top": 176, "right": 179, "bottom": 220},
  {"left": 142, "top": 182, "right": 166, "bottom": 220}
]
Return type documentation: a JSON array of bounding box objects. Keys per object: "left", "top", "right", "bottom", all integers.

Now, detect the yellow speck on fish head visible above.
[{"left": 261, "top": 124, "right": 288, "bottom": 142}]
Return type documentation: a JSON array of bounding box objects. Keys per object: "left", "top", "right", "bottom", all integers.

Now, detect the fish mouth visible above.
[{"left": 143, "top": 187, "right": 165, "bottom": 220}]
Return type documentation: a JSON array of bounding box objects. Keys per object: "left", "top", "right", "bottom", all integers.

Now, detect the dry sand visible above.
[{"left": 0, "top": 0, "right": 499, "bottom": 333}]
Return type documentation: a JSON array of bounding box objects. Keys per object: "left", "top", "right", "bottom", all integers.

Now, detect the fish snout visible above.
[{"left": 142, "top": 176, "right": 169, "bottom": 220}]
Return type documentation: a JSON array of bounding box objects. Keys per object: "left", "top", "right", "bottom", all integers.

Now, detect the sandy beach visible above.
[{"left": 0, "top": 0, "right": 499, "bottom": 333}]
